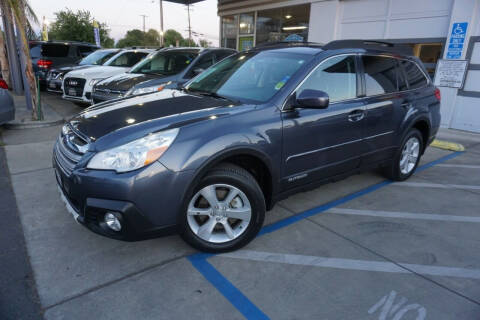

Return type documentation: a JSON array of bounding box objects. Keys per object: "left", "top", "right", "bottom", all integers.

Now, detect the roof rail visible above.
[
  {"left": 255, "top": 41, "right": 323, "bottom": 48},
  {"left": 323, "top": 40, "right": 413, "bottom": 55}
]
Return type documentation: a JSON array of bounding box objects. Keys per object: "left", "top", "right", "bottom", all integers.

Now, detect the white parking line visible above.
[
  {"left": 436, "top": 164, "right": 480, "bottom": 169},
  {"left": 327, "top": 208, "right": 480, "bottom": 223},
  {"left": 221, "top": 250, "right": 480, "bottom": 280},
  {"left": 395, "top": 181, "right": 480, "bottom": 191}
]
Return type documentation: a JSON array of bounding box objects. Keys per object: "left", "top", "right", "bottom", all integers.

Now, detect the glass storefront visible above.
[
  {"left": 221, "top": 4, "right": 311, "bottom": 51},
  {"left": 221, "top": 15, "right": 238, "bottom": 49},
  {"left": 256, "top": 4, "right": 310, "bottom": 45}
]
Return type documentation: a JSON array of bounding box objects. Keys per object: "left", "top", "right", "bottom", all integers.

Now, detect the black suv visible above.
[
  {"left": 53, "top": 40, "right": 440, "bottom": 252},
  {"left": 91, "top": 47, "right": 236, "bottom": 104},
  {"left": 29, "top": 41, "right": 100, "bottom": 88},
  {"left": 46, "top": 49, "right": 121, "bottom": 93}
]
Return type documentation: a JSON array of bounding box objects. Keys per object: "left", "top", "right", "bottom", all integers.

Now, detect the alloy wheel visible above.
[
  {"left": 187, "top": 184, "right": 252, "bottom": 243},
  {"left": 399, "top": 136, "right": 420, "bottom": 175}
]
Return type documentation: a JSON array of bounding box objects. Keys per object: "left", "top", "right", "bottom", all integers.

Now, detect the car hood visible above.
[
  {"left": 70, "top": 89, "right": 246, "bottom": 145},
  {"left": 53, "top": 65, "right": 95, "bottom": 75},
  {"left": 94, "top": 72, "right": 160, "bottom": 92},
  {"left": 66, "top": 66, "right": 129, "bottom": 79}
]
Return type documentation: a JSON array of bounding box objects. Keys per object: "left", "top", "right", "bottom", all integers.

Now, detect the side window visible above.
[
  {"left": 397, "top": 60, "right": 408, "bottom": 91},
  {"left": 298, "top": 55, "right": 357, "bottom": 103},
  {"left": 78, "top": 46, "right": 96, "bottom": 57},
  {"left": 194, "top": 52, "right": 216, "bottom": 71},
  {"left": 362, "top": 56, "right": 398, "bottom": 96},
  {"left": 216, "top": 50, "right": 235, "bottom": 61},
  {"left": 400, "top": 60, "right": 428, "bottom": 89}
]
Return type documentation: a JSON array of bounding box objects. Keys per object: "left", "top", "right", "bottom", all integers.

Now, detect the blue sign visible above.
[
  {"left": 446, "top": 22, "right": 468, "bottom": 59},
  {"left": 284, "top": 34, "right": 304, "bottom": 42}
]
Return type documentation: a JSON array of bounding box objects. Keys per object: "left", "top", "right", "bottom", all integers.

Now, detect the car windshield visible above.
[
  {"left": 104, "top": 51, "right": 149, "bottom": 67},
  {"left": 130, "top": 50, "right": 199, "bottom": 75},
  {"left": 79, "top": 50, "right": 118, "bottom": 66},
  {"left": 186, "top": 51, "right": 312, "bottom": 103}
]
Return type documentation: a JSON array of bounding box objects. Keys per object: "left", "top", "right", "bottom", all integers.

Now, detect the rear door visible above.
[
  {"left": 281, "top": 54, "right": 366, "bottom": 189},
  {"left": 359, "top": 55, "right": 407, "bottom": 164}
]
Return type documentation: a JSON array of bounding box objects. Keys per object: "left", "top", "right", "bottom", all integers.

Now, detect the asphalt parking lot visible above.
[{"left": 2, "top": 94, "right": 480, "bottom": 319}]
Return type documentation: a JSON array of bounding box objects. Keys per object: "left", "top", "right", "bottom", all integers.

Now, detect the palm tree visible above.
[
  {"left": 0, "top": 28, "right": 11, "bottom": 87},
  {"left": 2, "top": 0, "right": 39, "bottom": 119}
]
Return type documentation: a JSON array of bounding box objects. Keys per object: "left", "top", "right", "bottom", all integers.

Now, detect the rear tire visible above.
[
  {"left": 384, "top": 128, "right": 423, "bottom": 181},
  {"left": 180, "top": 163, "right": 265, "bottom": 253}
]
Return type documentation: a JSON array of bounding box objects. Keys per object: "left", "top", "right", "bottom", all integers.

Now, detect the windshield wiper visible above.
[{"left": 184, "top": 88, "right": 235, "bottom": 102}]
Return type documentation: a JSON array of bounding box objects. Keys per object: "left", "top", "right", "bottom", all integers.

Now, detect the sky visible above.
[{"left": 29, "top": 0, "right": 220, "bottom": 46}]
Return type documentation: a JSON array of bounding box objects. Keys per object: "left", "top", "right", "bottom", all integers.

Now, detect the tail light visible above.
[
  {"left": 0, "top": 79, "right": 8, "bottom": 89},
  {"left": 37, "top": 59, "right": 53, "bottom": 69},
  {"left": 434, "top": 87, "right": 441, "bottom": 101}
]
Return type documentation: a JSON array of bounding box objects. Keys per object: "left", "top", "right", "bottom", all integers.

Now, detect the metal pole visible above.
[
  {"left": 159, "top": 0, "right": 164, "bottom": 46},
  {"left": 187, "top": 4, "right": 192, "bottom": 46},
  {"left": 140, "top": 14, "right": 147, "bottom": 33},
  {"left": 1, "top": 6, "right": 23, "bottom": 94}
]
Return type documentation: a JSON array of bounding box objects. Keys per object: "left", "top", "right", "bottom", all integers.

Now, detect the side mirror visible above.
[
  {"left": 296, "top": 89, "right": 329, "bottom": 109},
  {"left": 193, "top": 68, "right": 205, "bottom": 76}
]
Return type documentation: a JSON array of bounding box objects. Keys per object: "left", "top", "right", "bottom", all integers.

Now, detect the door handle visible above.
[
  {"left": 348, "top": 109, "right": 365, "bottom": 122},
  {"left": 400, "top": 102, "right": 412, "bottom": 109}
]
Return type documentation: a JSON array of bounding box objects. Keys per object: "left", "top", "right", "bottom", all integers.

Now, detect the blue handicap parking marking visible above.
[
  {"left": 447, "top": 22, "right": 468, "bottom": 59},
  {"left": 188, "top": 151, "right": 463, "bottom": 320}
]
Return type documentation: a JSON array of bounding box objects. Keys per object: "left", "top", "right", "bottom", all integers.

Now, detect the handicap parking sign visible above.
[{"left": 446, "top": 22, "right": 468, "bottom": 59}]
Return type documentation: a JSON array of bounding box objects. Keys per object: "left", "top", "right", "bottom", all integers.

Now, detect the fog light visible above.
[{"left": 104, "top": 212, "right": 122, "bottom": 231}]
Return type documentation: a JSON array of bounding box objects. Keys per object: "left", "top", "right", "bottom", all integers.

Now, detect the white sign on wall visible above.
[{"left": 433, "top": 59, "right": 468, "bottom": 88}]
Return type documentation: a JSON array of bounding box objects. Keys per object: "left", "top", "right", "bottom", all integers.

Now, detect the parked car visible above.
[
  {"left": 46, "top": 49, "right": 121, "bottom": 93},
  {"left": 62, "top": 48, "right": 153, "bottom": 104},
  {"left": 29, "top": 41, "right": 100, "bottom": 88},
  {"left": 91, "top": 47, "right": 236, "bottom": 104},
  {"left": 0, "top": 78, "right": 14, "bottom": 125},
  {"left": 53, "top": 40, "right": 440, "bottom": 252}
]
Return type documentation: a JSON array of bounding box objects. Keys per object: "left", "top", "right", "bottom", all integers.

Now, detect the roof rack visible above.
[
  {"left": 323, "top": 40, "right": 413, "bottom": 55},
  {"left": 28, "top": 40, "right": 100, "bottom": 47}
]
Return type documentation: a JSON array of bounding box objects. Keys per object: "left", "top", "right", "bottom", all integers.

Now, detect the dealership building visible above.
[{"left": 217, "top": 0, "right": 480, "bottom": 132}]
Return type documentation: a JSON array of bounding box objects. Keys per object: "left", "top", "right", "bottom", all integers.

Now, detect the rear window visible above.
[
  {"left": 40, "top": 44, "right": 70, "bottom": 57},
  {"left": 400, "top": 60, "right": 428, "bottom": 89},
  {"left": 362, "top": 56, "right": 398, "bottom": 96}
]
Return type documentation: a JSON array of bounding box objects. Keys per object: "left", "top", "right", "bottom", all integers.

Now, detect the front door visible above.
[{"left": 281, "top": 54, "right": 366, "bottom": 190}]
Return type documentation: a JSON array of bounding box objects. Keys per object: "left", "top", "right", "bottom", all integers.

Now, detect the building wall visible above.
[
  {"left": 218, "top": 0, "right": 480, "bottom": 132},
  {"left": 309, "top": 0, "right": 453, "bottom": 42}
]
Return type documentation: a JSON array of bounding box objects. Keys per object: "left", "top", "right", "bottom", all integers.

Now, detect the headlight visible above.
[
  {"left": 89, "top": 78, "right": 105, "bottom": 86},
  {"left": 87, "top": 128, "right": 179, "bottom": 172},
  {"left": 128, "top": 84, "right": 166, "bottom": 96}
]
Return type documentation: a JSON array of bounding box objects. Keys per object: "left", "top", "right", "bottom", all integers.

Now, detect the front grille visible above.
[
  {"left": 64, "top": 77, "right": 86, "bottom": 97},
  {"left": 92, "top": 88, "right": 125, "bottom": 101},
  {"left": 54, "top": 127, "right": 88, "bottom": 176}
]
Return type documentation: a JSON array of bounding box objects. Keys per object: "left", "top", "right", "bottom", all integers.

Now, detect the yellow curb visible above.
[{"left": 430, "top": 139, "right": 465, "bottom": 152}]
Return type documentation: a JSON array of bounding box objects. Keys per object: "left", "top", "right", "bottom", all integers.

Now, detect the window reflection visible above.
[
  {"left": 298, "top": 56, "right": 357, "bottom": 103},
  {"left": 256, "top": 4, "right": 310, "bottom": 45}
]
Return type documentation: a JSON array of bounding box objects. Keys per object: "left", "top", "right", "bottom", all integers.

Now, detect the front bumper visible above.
[
  {"left": 53, "top": 156, "right": 194, "bottom": 241},
  {"left": 47, "top": 79, "right": 63, "bottom": 93}
]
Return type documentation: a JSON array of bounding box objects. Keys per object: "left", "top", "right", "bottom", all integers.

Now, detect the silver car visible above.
[{"left": 0, "top": 79, "right": 14, "bottom": 125}]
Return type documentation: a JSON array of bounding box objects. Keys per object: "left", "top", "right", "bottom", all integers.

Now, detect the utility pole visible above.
[
  {"left": 140, "top": 14, "right": 148, "bottom": 33},
  {"left": 186, "top": 4, "right": 192, "bottom": 47},
  {"left": 159, "top": 0, "right": 164, "bottom": 46}
]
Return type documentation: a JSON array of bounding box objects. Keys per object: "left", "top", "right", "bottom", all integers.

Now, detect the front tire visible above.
[
  {"left": 384, "top": 128, "right": 423, "bottom": 181},
  {"left": 180, "top": 164, "right": 266, "bottom": 253}
]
